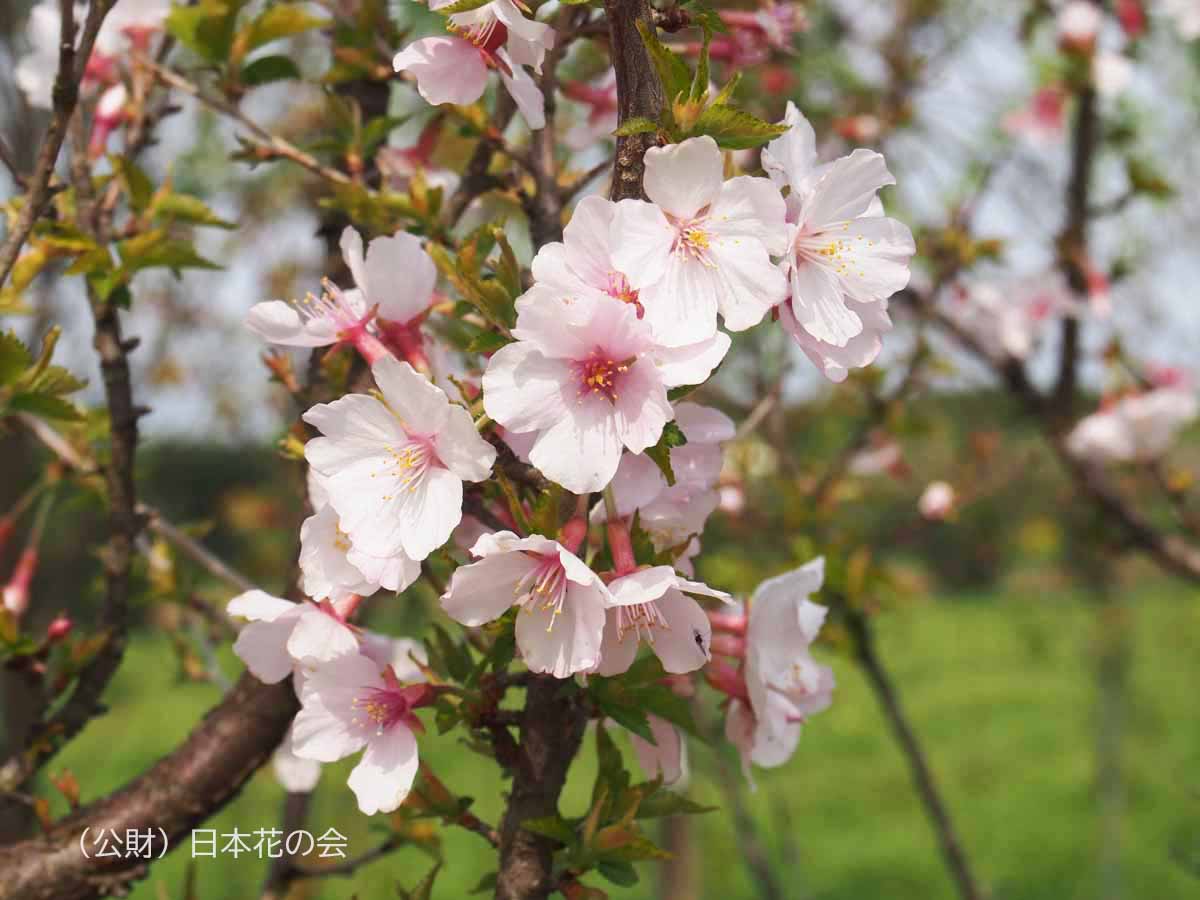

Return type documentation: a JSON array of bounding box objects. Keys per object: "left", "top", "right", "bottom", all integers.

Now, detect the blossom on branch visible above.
[
  {"left": 226, "top": 590, "right": 361, "bottom": 684},
  {"left": 482, "top": 292, "right": 727, "bottom": 493},
  {"left": 1066, "top": 385, "right": 1199, "bottom": 463},
  {"left": 764, "top": 102, "right": 915, "bottom": 382},
  {"left": 392, "top": 0, "right": 554, "bottom": 129},
  {"left": 610, "top": 136, "right": 790, "bottom": 347},
  {"left": 440, "top": 530, "right": 614, "bottom": 678},
  {"left": 304, "top": 356, "right": 496, "bottom": 562}
]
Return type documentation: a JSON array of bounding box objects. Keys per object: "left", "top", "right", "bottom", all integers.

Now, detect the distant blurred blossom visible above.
[
  {"left": 1162, "top": 0, "right": 1200, "bottom": 39},
  {"left": 1066, "top": 386, "right": 1199, "bottom": 463},
  {"left": 562, "top": 70, "right": 618, "bottom": 150},
  {"left": 918, "top": 481, "right": 957, "bottom": 521},
  {"left": 1003, "top": 86, "right": 1067, "bottom": 144},
  {"left": 1057, "top": 1, "right": 1103, "bottom": 50},
  {"left": 1093, "top": 52, "right": 1134, "bottom": 98}
]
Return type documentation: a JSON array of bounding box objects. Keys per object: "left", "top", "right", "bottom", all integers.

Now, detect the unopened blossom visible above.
[
  {"left": 441, "top": 531, "right": 614, "bottom": 678},
  {"left": 610, "top": 136, "right": 790, "bottom": 347},
  {"left": 918, "top": 481, "right": 957, "bottom": 521},
  {"left": 392, "top": 0, "right": 554, "bottom": 129},
  {"left": 291, "top": 649, "right": 432, "bottom": 815},
  {"left": 593, "top": 566, "right": 731, "bottom": 677},
  {"left": 246, "top": 227, "right": 435, "bottom": 359},
  {"left": 630, "top": 714, "right": 688, "bottom": 786},
  {"left": 1066, "top": 386, "right": 1199, "bottom": 463},
  {"left": 299, "top": 472, "right": 420, "bottom": 603},
  {"left": 482, "top": 292, "right": 727, "bottom": 493},
  {"left": 847, "top": 431, "right": 907, "bottom": 478},
  {"left": 728, "top": 558, "right": 835, "bottom": 771},
  {"left": 1003, "top": 85, "right": 1067, "bottom": 144},
  {"left": 563, "top": 71, "right": 618, "bottom": 150},
  {"left": 1093, "top": 52, "right": 1134, "bottom": 97},
  {"left": 763, "top": 102, "right": 915, "bottom": 382},
  {"left": 1116, "top": 0, "right": 1147, "bottom": 35},
  {"left": 2, "top": 547, "right": 37, "bottom": 619},
  {"left": 305, "top": 356, "right": 496, "bottom": 561},
  {"left": 597, "top": 403, "right": 735, "bottom": 553},
  {"left": 227, "top": 590, "right": 361, "bottom": 684}
]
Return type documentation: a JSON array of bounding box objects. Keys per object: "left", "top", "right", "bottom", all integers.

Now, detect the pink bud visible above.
[
  {"left": 704, "top": 658, "right": 749, "bottom": 702},
  {"left": 605, "top": 519, "right": 637, "bottom": 576},
  {"left": 2, "top": 547, "right": 37, "bottom": 619},
  {"left": 0, "top": 516, "right": 14, "bottom": 557},
  {"left": 46, "top": 615, "right": 73, "bottom": 642}
]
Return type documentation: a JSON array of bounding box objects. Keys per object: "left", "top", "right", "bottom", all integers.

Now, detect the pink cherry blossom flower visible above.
[
  {"left": 596, "top": 403, "right": 735, "bottom": 554},
  {"left": 629, "top": 714, "right": 688, "bottom": 786},
  {"left": 1066, "top": 386, "right": 1199, "bottom": 463},
  {"left": 563, "top": 70, "right": 618, "bottom": 150},
  {"left": 944, "top": 274, "right": 1074, "bottom": 361},
  {"left": 226, "top": 590, "right": 361, "bottom": 684},
  {"left": 728, "top": 558, "right": 835, "bottom": 772},
  {"left": 392, "top": 0, "right": 554, "bottom": 129},
  {"left": 304, "top": 356, "right": 495, "bottom": 562},
  {"left": 593, "top": 566, "right": 731, "bottom": 677},
  {"left": 610, "top": 136, "right": 790, "bottom": 347},
  {"left": 290, "top": 650, "right": 433, "bottom": 815},
  {"left": 246, "top": 227, "right": 435, "bottom": 366},
  {"left": 299, "top": 472, "right": 421, "bottom": 603},
  {"left": 763, "top": 102, "right": 915, "bottom": 382},
  {"left": 1163, "top": 0, "right": 1200, "bottom": 39},
  {"left": 1003, "top": 86, "right": 1068, "bottom": 144},
  {"left": 441, "top": 531, "right": 614, "bottom": 678},
  {"left": 482, "top": 292, "right": 727, "bottom": 492},
  {"left": 1058, "top": 0, "right": 1104, "bottom": 49},
  {"left": 918, "top": 481, "right": 957, "bottom": 521}
]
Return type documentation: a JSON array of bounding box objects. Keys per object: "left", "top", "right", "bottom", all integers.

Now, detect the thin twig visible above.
[
  {"left": 0, "top": 1, "right": 117, "bottom": 290},
  {"left": 139, "top": 55, "right": 352, "bottom": 187}
]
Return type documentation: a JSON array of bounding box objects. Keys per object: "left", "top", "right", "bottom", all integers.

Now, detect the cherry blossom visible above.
[
  {"left": 1163, "top": 0, "right": 1200, "bottom": 39},
  {"left": 763, "top": 102, "right": 915, "bottom": 382},
  {"left": 629, "top": 714, "right": 688, "bottom": 786},
  {"left": 245, "top": 227, "right": 435, "bottom": 364},
  {"left": 290, "top": 648, "right": 433, "bottom": 815},
  {"left": 440, "top": 531, "right": 614, "bottom": 678},
  {"left": 1003, "top": 86, "right": 1068, "bottom": 144},
  {"left": 304, "top": 356, "right": 496, "bottom": 562},
  {"left": 729, "top": 558, "right": 835, "bottom": 771},
  {"left": 1058, "top": 1, "right": 1103, "bottom": 50},
  {"left": 299, "top": 472, "right": 420, "bottom": 603},
  {"left": 918, "top": 481, "right": 957, "bottom": 521},
  {"left": 482, "top": 291, "right": 727, "bottom": 493},
  {"left": 944, "top": 275, "right": 1074, "bottom": 361},
  {"left": 597, "top": 403, "right": 735, "bottom": 555},
  {"left": 392, "top": 0, "right": 554, "bottom": 129},
  {"left": 1065, "top": 386, "right": 1199, "bottom": 463},
  {"left": 593, "top": 566, "right": 731, "bottom": 677},
  {"left": 226, "top": 590, "right": 361, "bottom": 684},
  {"left": 273, "top": 726, "right": 322, "bottom": 794},
  {"left": 377, "top": 117, "right": 462, "bottom": 196},
  {"left": 610, "top": 136, "right": 789, "bottom": 347}
]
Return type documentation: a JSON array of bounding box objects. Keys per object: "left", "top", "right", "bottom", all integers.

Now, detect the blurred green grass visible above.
[{"left": 35, "top": 585, "right": 1200, "bottom": 900}]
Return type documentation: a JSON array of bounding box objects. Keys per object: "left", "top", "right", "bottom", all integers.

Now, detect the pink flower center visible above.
[
  {"left": 671, "top": 216, "right": 717, "bottom": 267},
  {"left": 380, "top": 435, "right": 441, "bottom": 499},
  {"left": 573, "top": 350, "right": 632, "bottom": 403},
  {"left": 615, "top": 600, "right": 669, "bottom": 643},
  {"left": 450, "top": 17, "right": 509, "bottom": 69},
  {"left": 291, "top": 279, "right": 373, "bottom": 336},
  {"left": 604, "top": 271, "right": 644, "bottom": 317},
  {"left": 514, "top": 553, "right": 569, "bottom": 629},
  {"left": 351, "top": 670, "right": 427, "bottom": 735}
]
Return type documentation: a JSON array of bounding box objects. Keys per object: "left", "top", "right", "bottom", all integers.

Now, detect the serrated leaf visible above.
[
  {"left": 634, "top": 791, "right": 716, "bottom": 819},
  {"left": 690, "top": 104, "right": 788, "bottom": 150},
  {"left": 240, "top": 54, "right": 302, "bottom": 86},
  {"left": 635, "top": 20, "right": 692, "bottom": 104},
  {"left": 20, "top": 365, "right": 86, "bottom": 397},
  {"left": 689, "top": 26, "right": 711, "bottom": 104},
  {"left": 466, "top": 330, "right": 511, "bottom": 354},
  {"left": 644, "top": 421, "right": 687, "bottom": 487},
  {"left": 613, "top": 117, "right": 659, "bottom": 137},
  {"left": 0, "top": 331, "right": 32, "bottom": 387},
  {"left": 112, "top": 157, "right": 154, "bottom": 212}
]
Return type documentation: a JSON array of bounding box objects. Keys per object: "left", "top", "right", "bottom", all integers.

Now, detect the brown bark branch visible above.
[
  {"left": 603, "top": 0, "right": 664, "bottom": 202},
  {"left": 0, "top": 1, "right": 116, "bottom": 290}
]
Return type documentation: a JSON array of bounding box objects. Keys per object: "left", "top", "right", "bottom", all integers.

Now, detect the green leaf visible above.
[
  {"left": 469, "top": 872, "right": 497, "bottom": 895},
  {"left": 644, "top": 421, "right": 687, "bottom": 487},
  {"left": 397, "top": 862, "right": 442, "bottom": 900},
  {"left": 150, "top": 193, "right": 237, "bottom": 229},
  {"left": 0, "top": 332, "right": 32, "bottom": 387},
  {"left": 466, "top": 330, "right": 512, "bottom": 354},
  {"left": 682, "top": 0, "right": 730, "bottom": 34},
  {"left": 635, "top": 790, "right": 716, "bottom": 819},
  {"left": 522, "top": 815, "right": 577, "bottom": 845},
  {"left": 112, "top": 157, "right": 154, "bottom": 212},
  {"left": 690, "top": 105, "right": 788, "bottom": 150},
  {"left": 635, "top": 20, "right": 692, "bottom": 104},
  {"left": 590, "top": 683, "right": 654, "bottom": 743},
  {"left": 19, "top": 365, "right": 86, "bottom": 397},
  {"left": 240, "top": 54, "right": 302, "bottom": 86},
  {"left": 689, "top": 25, "right": 711, "bottom": 104},
  {"left": 240, "top": 6, "right": 329, "bottom": 56},
  {"left": 167, "top": 1, "right": 247, "bottom": 65},
  {"left": 5, "top": 393, "right": 81, "bottom": 421},
  {"left": 613, "top": 117, "right": 660, "bottom": 137},
  {"left": 711, "top": 72, "right": 741, "bottom": 107},
  {"left": 597, "top": 859, "right": 639, "bottom": 887}
]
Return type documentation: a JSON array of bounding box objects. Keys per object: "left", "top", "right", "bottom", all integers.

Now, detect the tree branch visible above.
[
  {"left": 603, "top": 0, "right": 664, "bottom": 202},
  {"left": 0, "top": 1, "right": 116, "bottom": 290}
]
